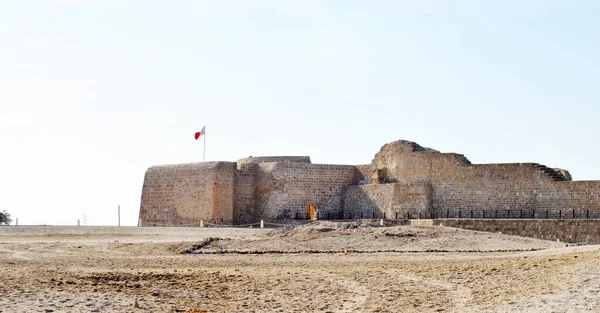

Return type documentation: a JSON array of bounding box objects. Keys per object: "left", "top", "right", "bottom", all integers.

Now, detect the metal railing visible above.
[
  {"left": 288, "top": 208, "right": 600, "bottom": 221},
  {"left": 144, "top": 208, "right": 600, "bottom": 228}
]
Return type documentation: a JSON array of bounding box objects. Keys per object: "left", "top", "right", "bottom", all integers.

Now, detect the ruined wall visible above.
[
  {"left": 343, "top": 183, "right": 431, "bottom": 219},
  {"left": 254, "top": 163, "right": 360, "bottom": 219},
  {"left": 370, "top": 140, "right": 600, "bottom": 215},
  {"left": 432, "top": 219, "right": 600, "bottom": 244},
  {"left": 139, "top": 162, "right": 235, "bottom": 226},
  {"left": 371, "top": 141, "right": 470, "bottom": 184}
]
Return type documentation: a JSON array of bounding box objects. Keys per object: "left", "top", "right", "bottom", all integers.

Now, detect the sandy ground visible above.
[{"left": 1, "top": 223, "right": 599, "bottom": 312}]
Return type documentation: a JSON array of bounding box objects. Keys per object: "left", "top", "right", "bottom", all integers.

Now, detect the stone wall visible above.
[
  {"left": 429, "top": 164, "right": 600, "bottom": 214},
  {"left": 394, "top": 183, "right": 432, "bottom": 218},
  {"left": 430, "top": 163, "right": 545, "bottom": 213},
  {"left": 535, "top": 180, "right": 600, "bottom": 211},
  {"left": 211, "top": 162, "right": 236, "bottom": 222},
  {"left": 343, "top": 183, "right": 431, "bottom": 219},
  {"left": 431, "top": 219, "right": 600, "bottom": 244},
  {"left": 233, "top": 164, "right": 257, "bottom": 224},
  {"left": 370, "top": 140, "right": 470, "bottom": 184},
  {"left": 139, "top": 162, "right": 235, "bottom": 226},
  {"left": 254, "top": 163, "right": 360, "bottom": 219},
  {"left": 370, "top": 140, "right": 600, "bottom": 215},
  {"left": 343, "top": 184, "right": 395, "bottom": 218},
  {"left": 354, "top": 164, "right": 373, "bottom": 183}
]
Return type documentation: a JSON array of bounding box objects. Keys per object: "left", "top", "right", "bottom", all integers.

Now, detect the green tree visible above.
[{"left": 0, "top": 210, "right": 12, "bottom": 225}]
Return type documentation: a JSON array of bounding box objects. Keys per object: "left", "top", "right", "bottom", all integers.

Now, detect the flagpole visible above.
[{"left": 203, "top": 132, "right": 206, "bottom": 162}]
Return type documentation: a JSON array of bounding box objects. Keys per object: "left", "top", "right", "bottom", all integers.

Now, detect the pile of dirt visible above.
[
  {"left": 186, "top": 222, "right": 564, "bottom": 254},
  {"left": 266, "top": 221, "right": 370, "bottom": 237}
]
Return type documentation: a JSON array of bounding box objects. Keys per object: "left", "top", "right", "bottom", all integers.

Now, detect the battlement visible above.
[{"left": 237, "top": 156, "right": 311, "bottom": 169}]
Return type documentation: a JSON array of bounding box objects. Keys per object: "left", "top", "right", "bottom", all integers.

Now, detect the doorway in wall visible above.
[{"left": 305, "top": 203, "right": 317, "bottom": 220}]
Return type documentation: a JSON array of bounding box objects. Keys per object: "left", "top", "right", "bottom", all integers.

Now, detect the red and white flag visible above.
[{"left": 194, "top": 126, "right": 206, "bottom": 140}]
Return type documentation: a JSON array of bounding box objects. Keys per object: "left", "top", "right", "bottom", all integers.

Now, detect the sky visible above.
[{"left": 1, "top": 0, "right": 599, "bottom": 226}]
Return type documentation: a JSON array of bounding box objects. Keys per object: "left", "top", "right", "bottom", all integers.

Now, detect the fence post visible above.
[
  {"left": 446, "top": 210, "right": 449, "bottom": 218},
  {"left": 507, "top": 210, "right": 510, "bottom": 219},
  {"left": 395, "top": 212, "right": 398, "bottom": 219},
  {"left": 260, "top": 220, "right": 264, "bottom": 228},
  {"left": 520, "top": 210, "right": 523, "bottom": 218},
  {"left": 470, "top": 210, "right": 473, "bottom": 219},
  {"left": 200, "top": 220, "right": 204, "bottom": 227},
  {"left": 372, "top": 211, "right": 375, "bottom": 219},
  {"left": 495, "top": 210, "right": 498, "bottom": 219},
  {"left": 383, "top": 212, "right": 386, "bottom": 219},
  {"left": 407, "top": 212, "right": 410, "bottom": 220},
  {"left": 532, "top": 209, "right": 535, "bottom": 219},
  {"left": 419, "top": 212, "right": 422, "bottom": 219},
  {"left": 458, "top": 211, "right": 461, "bottom": 219},
  {"left": 559, "top": 210, "right": 562, "bottom": 219},
  {"left": 349, "top": 212, "right": 352, "bottom": 219},
  {"left": 546, "top": 210, "right": 548, "bottom": 219},
  {"left": 572, "top": 209, "right": 575, "bottom": 219},
  {"left": 483, "top": 210, "right": 486, "bottom": 219},
  {"left": 587, "top": 209, "right": 590, "bottom": 219}
]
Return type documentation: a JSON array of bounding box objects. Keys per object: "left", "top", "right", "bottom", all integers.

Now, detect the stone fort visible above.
[{"left": 139, "top": 140, "right": 600, "bottom": 226}]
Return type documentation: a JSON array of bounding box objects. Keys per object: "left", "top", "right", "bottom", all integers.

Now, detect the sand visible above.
[{"left": 1, "top": 222, "right": 599, "bottom": 312}]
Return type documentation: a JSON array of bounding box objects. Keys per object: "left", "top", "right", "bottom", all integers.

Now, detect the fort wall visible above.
[
  {"left": 211, "top": 162, "right": 236, "bottom": 222},
  {"left": 233, "top": 164, "right": 258, "bottom": 224},
  {"left": 253, "top": 163, "right": 360, "bottom": 220},
  {"left": 534, "top": 180, "right": 600, "bottom": 211},
  {"left": 139, "top": 162, "right": 235, "bottom": 226},
  {"left": 354, "top": 164, "right": 373, "bottom": 182},
  {"left": 343, "top": 183, "right": 431, "bottom": 219},
  {"left": 430, "top": 164, "right": 600, "bottom": 214},
  {"left": 139, "top": 139, "right": 600, "bottom": 226},
  {"left": 343, "top": 184, "right": 395, "bottom": 218}
]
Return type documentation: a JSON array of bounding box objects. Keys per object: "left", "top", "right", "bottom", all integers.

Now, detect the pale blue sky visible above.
[{"left": 1, "top": 1, "right": 599, "bottom": 226}]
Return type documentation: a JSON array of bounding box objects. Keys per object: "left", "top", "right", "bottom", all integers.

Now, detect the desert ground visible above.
[{"left": 1, "top": 222, "right": 600, "bottom": 313}]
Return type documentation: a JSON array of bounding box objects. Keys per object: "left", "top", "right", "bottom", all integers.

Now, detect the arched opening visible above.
[{"left": 305, "top": 203, "right": 317, "bottom": 221}]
